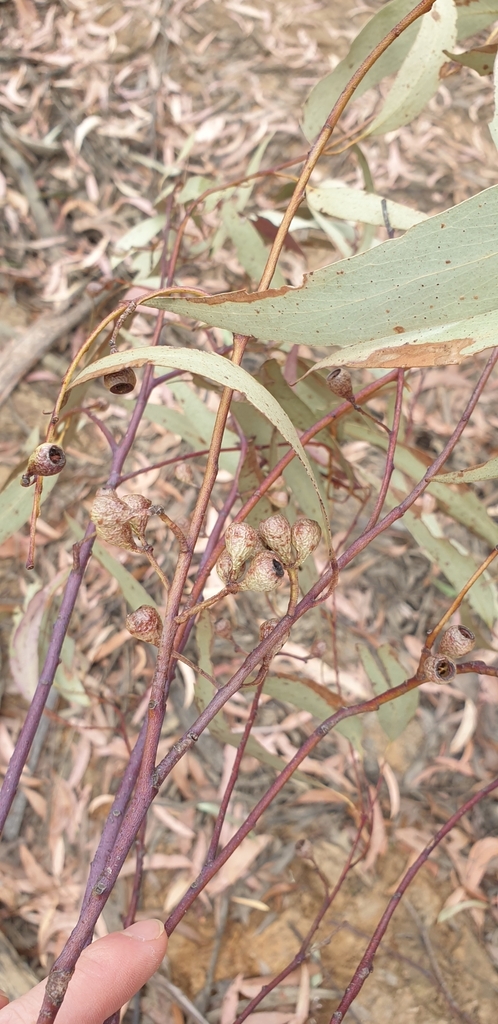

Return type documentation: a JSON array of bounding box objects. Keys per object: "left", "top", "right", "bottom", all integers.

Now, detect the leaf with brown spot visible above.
[{"left": 143, "top": 186, "right": 498, "bottom": 369}]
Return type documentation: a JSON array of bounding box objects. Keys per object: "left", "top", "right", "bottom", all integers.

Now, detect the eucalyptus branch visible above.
[{"left": 364, "top": 368, "right": 404, "bottom": 531}]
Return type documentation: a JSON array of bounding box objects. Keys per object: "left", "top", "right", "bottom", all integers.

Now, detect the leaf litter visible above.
[{"left": 1, "top": 0, "right": 498, "bottom": 1021}]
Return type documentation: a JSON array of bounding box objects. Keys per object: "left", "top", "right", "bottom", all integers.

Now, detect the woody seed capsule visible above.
[
  {"left": 126, "top": 605, "right": 162, "bottom": 646},
  {"left": 239, "top": 550, "right": 285, "bottom": 592},
  {"left": 103, "top": 366, "right": 137, "bottom": 395},
  {"left": 258, "top": 514, "right": 293, "bottom": 565},
  {"left": 326, "top": 368, "right": 355, "bottom": 401},
  {"left": 438, "top": 625, "right": 475, "bottom": 659},
  {"left": 21, "top": 443, "right": 66, "bottom": 487},
  {"left": 422, "top": 655, "right": 456, "bottom": 684}
]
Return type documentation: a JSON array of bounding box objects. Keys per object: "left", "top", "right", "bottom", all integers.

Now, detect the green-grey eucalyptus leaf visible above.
[
  {"left": 366, "top": 0, "right": 457, "bottom": 137},
  {"left": 357, "top": 643, "right": 418, "bottom": 741},
  {"left": 435, "top": 457, "right": 498, "bottom": 484},
  {"left": 0, "top": 474, "right": 59, "bottom": 547},
  {"left": 302, "top": 0, "right": 498, "bottom": 142},
  {"left": 307, "top": 183, "right": 427, "bottom": 230},
  {"left": 222, "top": 202, "right": 286, "bottom": 287},
  {"left": 142, "top": 186, "right": 498, "bottom": 368}
]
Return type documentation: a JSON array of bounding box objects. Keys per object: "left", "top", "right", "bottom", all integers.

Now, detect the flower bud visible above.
[
  {"left": 216, "top": 549, "right": 236, "bottom": 585},
  {"left": 291, "top": 518, "right": 321, "bottom": 566},
  {"left": 225, "top": 522, "right": 262, "bottom": 575},
  {"left": 438, "top": 625, "right": 475, "bottom": 659},
  {"left": 422, "top": 655, "right": 456, "bottom": 684},
  {"left": 103, "top": 367, "right": 137, "bottom": 395},
  {"left": 327, "top": 368, "right": 354, "bottom": 401},
  {"left": 258, "top": 514, "right": 293, "bottom": 565},
  {"left": 21, "top": 443, "right": 66, "bottom": 487},
  {"left": 239, "top": 551, "right": 285, "bottom": 592},
  {"left": 126, "top": 605, "right": 162, "bottom": 645}
]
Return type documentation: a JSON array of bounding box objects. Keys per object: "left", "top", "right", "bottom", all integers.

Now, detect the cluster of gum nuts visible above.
[
  {"left": 126, "top": 514, "right": 321, "bottom": 647},
  {"left": 424, "top": 624, "right": 476, "bottom": 683},
  {"left": 215, "top": 514, "right": 322, "bottom": 592}
]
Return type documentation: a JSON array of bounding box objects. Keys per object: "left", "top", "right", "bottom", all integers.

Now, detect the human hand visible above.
[{"left": 0, "top": 919, "right": 167, "bottom": 1024}]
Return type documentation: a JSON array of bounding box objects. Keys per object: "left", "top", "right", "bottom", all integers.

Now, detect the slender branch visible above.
[
  {"left": 233, "top": 823, "right": 365, "bottom": 1024},
  {"left": 258, "top": 0, "right": 437, "bottom": 289},
  {"left": 364, "top": 369, "right": 404, "bottom": 532},
  {"left": 339, "top": 348, "right": 498, "bottom": 572},
  {"left": 329, "top": 775, "right": 498, "bottom": 1023},
  {"left": 205, "top": 667, "right": 267, "bottom": 866},
  {"left": 425, "top": 546, "right": 498, "bottom": 649}
]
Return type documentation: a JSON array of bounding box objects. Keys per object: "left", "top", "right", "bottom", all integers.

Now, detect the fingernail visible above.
[{"left": 123, "top": 919, "right": 164, "bottom": 941}]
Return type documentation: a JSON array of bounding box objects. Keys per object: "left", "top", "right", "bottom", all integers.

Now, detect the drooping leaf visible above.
[
  {"left": 302, "top": 0, "right": 425, "bottom": 143},
  {"left": 401, "top": 507, "right": 498, "bottom": 627},
  {"left": 69, "top": 347, "right": 329, "bottom": 541},
  {"left": 130, "top": 387, "right": 240, "bottom": 476},
  {"left": 343, "top": 418, "right": 498, "bottom": 547},
  {"left": 489, "top": 51, "right": 498, "bottom": 150},
  {"left": 10, "top": 570, "right": 69, "bottom": 700},
  {"left": 114, "top": 214, "right": 166, "bottom": 255},
  {"left": 307, "top": 182, "right": 427, "bottom": 230},
  {"left": 366, "top": 0, "right": 457, "bottom": 137},
  {"left": 358, "top": 643, "right": 418, "bottom": 740},
  {"left": 261, "top": 673, "right": 363, "bottom": 748},
  {"left": 142, "top": 187, "right": 498, "bottom": 368},
  {"left": 435, "top": 457, "right": 498, "bottom": 484},
  {"left": 444, "top": 44, "right": 497, "bottom": 76},
  {"left": 302, "top": 0, "right": 498, "bottom": 142},
  {"left": 222, "top": 202, "right": 286, "bottom": 287}
]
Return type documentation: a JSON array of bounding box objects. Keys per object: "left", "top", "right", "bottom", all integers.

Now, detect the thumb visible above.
[{"left": 0, "top": 919, "right": 168, "bottom": 1024}]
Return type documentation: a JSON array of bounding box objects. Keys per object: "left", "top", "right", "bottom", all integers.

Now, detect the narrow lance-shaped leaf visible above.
[
  {"left": 143, "top": 186, "right": 498, "bottom": 368},
  {"left": 302, "top": 0, "right": 498, "bottom": 142},
  {"left": 68, "top": 347, "right": 330, "bottom": 541},
  {"left": 306, "top": 182, "right": 427, "bottom": 230},
  {"left": 366, "top": 0, "right": 457, "bottom": 137}
]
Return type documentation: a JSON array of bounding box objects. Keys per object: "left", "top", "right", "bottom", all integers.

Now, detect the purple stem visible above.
[{"left": 364, "top": 367, "right": 404, "bottom": 532}]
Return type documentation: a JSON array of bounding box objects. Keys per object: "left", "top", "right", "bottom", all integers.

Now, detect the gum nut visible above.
[
  {"left": 291, "top": 518, "right": 321, "bottom": 565},
  {"left": 126, "top": 606, "right": 162, "bottom": 645},
  {"left": 239, "top": 551, "right": 286, "bottom": 592},
  {"left": 438, "top": 625, "right": 475, "bottom": 659},
  {"left": 103, "top": 366, "right": 137, "bottom": 395},
  {"left": 90, "top": 489, "right": 138, "bottom": 551},
  {"left": 326, "top": 368, "right": 354, "bottom": 399},
  {"left": 224, "top": 522, "right": 261, "bottom": 573},
  {"left": 258, "top": 513, "right": 293, "bottom": 564},
  {"left": 21, "top": 443, "right": 66, "bottom": 485},
  {"left": 422, "top": 655, "right": 456, "bottom": 684}
]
